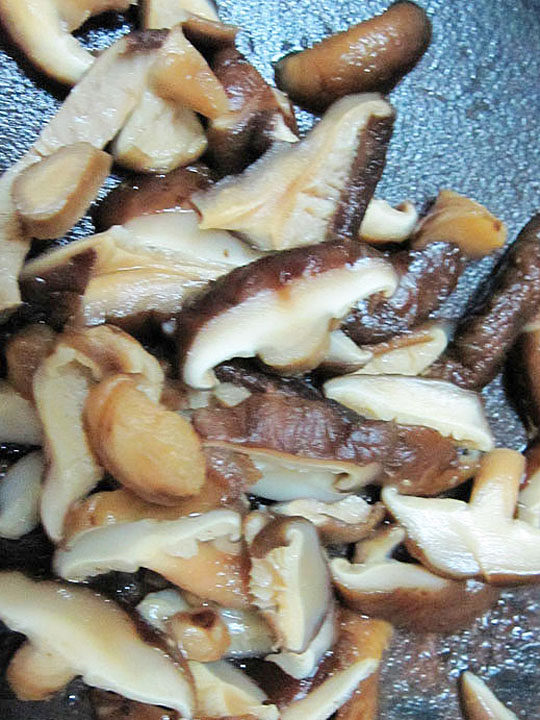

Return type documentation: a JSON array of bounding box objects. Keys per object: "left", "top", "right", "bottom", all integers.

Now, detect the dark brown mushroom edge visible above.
[{"left": 0, "top": 1, "right": 538, "bottom": 720}]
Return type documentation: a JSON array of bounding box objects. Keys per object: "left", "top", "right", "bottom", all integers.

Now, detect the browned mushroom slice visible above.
[
  {"left": 84, "top": 374, "right": 206, "bottom": 504},
  {"left": 0, "top": 0, "right": 131, "bottom": 84},
  {"left": 0, "top": 382, "right": 42, "bottom": 445},
  {"left": 193, "top": 392, "right": 478, "bottom": 496},
  {"left": 5, "top": 324, "right": 57, "bottom": 401},
  {"left": 12, "top": 143, "right": 112, "bottom": 240},
  {"left": 247, "top": 516, "right": 332, "bottom": 654},
  {"left": 518, "top": 442, "right": 540, "bottom": 528},
  {"left": 274, "top": 2, "right": 431, "bottom": 113},
  {"left": 0, "top": 572, "right": 194, "bottom": 715},
  {"left": 7, "top": 642, "right": 76, "bottom": 701},
  {"left": 94, "top": 164, "right": 214, "bottom": 230},
  {"left": 21, "top": 211, "right": 259, "bottom": 327},
  {"left": 342, "top": 241, "right": 464, "bottom": 345},
  {"left": 188, "top": 660, "right": 279, "bottom": 719},
  {"left": 412, "top": 190, "right": 507, "bottom": 259},
  {"left": 55, "top": 510, "right": 251, "bottom": 608},
  {"left": 91, "top": 689, "right": 181, "bottom": 720},
  {"left": 426, "top": 214, "right": 540, "bottom": 389},
  {"left": 331, "top": 526, "right": 498, "bottom": 632},
  {"left": 359, "top": 199, "right": 418, "bottom": 245},
  {"left": 323, "top": 375, "right": 494, "bottom": 451},
  {"left": 0, "top": 452, "right": 44, "bottom": 540},
  {"left": 319, "top": 330, "right": 373, "bottom": 375},
  {"left": 112, "top": 90, "right": 207, "bottom": 173},
  {"left": 34, "top": 325, "right": 164, "bottom": 541},
  {"left": 150, "top": 25, "right": 230, "bottom": 119},
  {"left": 167, "top": 608, "right": 230, "bottom": 662},
  {"left": 507, "top": 310, "right": 540, "bottom": 434},
  {"left": 459, "top": 671, "right": 518, "bottom": 720},
  {"left": 354, "top": 322, "right": 449, "bottom": 377},
  {"left": 142, "top": 0, "right": 219, "bottom": 26},
  {"left": 177, "top": 242, "right": 397, "bottom": 388},
  {"left": 383, "top": 448, "right": 540, "bottom": 583},
  {"left": 273, "top": 496, "right": 385, "bottom": 545},
  {"left": 194, "top": 93, "right": 395, "bottom": 249},
  {"left": 207, "top": 47, "right": 298, "bottom": 175}
]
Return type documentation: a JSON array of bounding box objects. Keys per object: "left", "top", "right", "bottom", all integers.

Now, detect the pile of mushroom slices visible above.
[{"left": 0, "top": 0, "right": 539, "bottom": 719}]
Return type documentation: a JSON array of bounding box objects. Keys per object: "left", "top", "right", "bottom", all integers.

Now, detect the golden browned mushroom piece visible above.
[
  {"left": 0, "top": 572, "right": 194, "bottom": 715},
  {"left": 55, "top": 509, "right": 251, "bottom": 608},
  {"left": 194, "top": 93, "right": 395, "bottom": 249},
  {"left": 0, "top": 0, "right": 131, "bottom": 84},
  {"left": 383, "top": 449, "right": 540, "bottom": 583},
  {"left": 5, "top": 324, "right": 56, "bottom": 401},
  {"left": 511, "top": 310, "right": 540, "bottom": 434},
  {"left": 412, "top": 190, "right": 507, "bottom": 259},
  {"left": 274, "top": 1, "right": 431, "bottom": 113},
  {"left": 167, "top": 608, "right": 230, "bottom": 662},
  {"left": 12, "top": 143, "right": 112, "bottom": 240},
  {"left": 459, "top": 671, "right": 518, "bottom": 720},
  {"left": 84, "top": 374, "right": 206, "bottom": 504},
  {"left": 331, "top": 526, "right": 498, "bottom": 632}
]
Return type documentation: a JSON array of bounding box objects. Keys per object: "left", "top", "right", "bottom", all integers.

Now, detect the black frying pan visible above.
[{"left": 0, "top": 1, "right": 539, "bottom": 718}]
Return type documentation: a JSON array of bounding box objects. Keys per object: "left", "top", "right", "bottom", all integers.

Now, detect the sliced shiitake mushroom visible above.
[
  {"left": 248, "top": 516, "right": 332, "bottom": 654},
  {"left": 167, "top": 608, "right": 230, "bottom": 662},
  {"left": 331, "top": 526, "right": 498, "bottom": 633},
  {"left": 459, "top": 671, "right": 518, "bottom": 720},
  {"left": 319, "top": 330, "right": 373, "bottom": 375},
  {"left": 518, "top": 443, "right": 540, "bottom": 528},
  {"left": 55, "top": 509, "right": 251, "bottom": 608},
  {"left": 0, "top": 572, "right": 194, "bottom": 715},
  {"left": 84, "top": 374, "right": 206, "bottom": 505},
  {"left": 324, "top": 375, "right": 494, "bottom": 451},
  {"left": 7, "top": 642, "right": 75, "bottom": 702},
  {"left": 274, "top": 1, "right": 431, "bottom": 113},
  {"left": 91, "top": 690, "right": 181, "bottom": 720},
  {"left": 427, "top": 214, "right": 540, "bottom": 389},
  {"left": 207, "top": 47, "right": 298, "bottom": 175},
  {"left": 0, "top": 452, "right": 44, "bottom": 541},
  {"left": 412, "top": 190, "right": 507, "bottom": 258},
  {"left": 359, "top": 198, "right": 418, "bottom": 245},
  {"left": 5, "top": 324, "right": 57, "bottom": 401},
  {"left": 0, "top": 0, "right": 131, "bottom": 84},
  {"left": 111, "top": 90, "right": 207, "bottom": 173},
  {"left": 12, "top": 143, "right": 112, "bottom": 240},
  {"left": 343, "top": 241, "right": 464, "bottom": 345},
  {"left": 383, "top": 448, "right": 540, "bottom": 583},
  {"left": 194, "top": 93, "right": 395, "bottom": 249},
  {"left": 0, "top": 381, "right": 42, "bottom": 445},
  {"left": 177, "top": 242, "right": 397, "bottom": 388},
  {"left": 142, "top": 0, "right": 219, "bottom": 27},
  {"left": 194, "top": 392, "right": 479, "bottom": 496}
]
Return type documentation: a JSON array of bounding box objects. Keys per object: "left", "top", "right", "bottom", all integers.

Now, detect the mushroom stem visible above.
[{"left": 7, "top": 641, "right": 75, "bottom": 701}]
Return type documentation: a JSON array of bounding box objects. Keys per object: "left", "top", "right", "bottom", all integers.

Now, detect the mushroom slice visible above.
[
  {"left": 331, "top": 526, "right": 498, "bottom": 632},
  {"left": 248, "top": 517, "right": 332, "bottom": 654},
  {"left": 319, "top": 330, "right": 373, "bottom": 375},
  {"left": 142, "top": 0, "right": 219, "bottom": 25},
  {"left": 459, "top": 671, "right": 518, "bottom": 720},
  {"left": 178, "top": 242, "right": 398, "bottom": 388},
  {"left": 273, "top": 496, "right": 385, "bottom": 545},
  {"left": 194, "top": 93, "right": 395, "bottom": 249},
  {"left": 112, "top": 90, "right": 207, "bottom": 173},
  {"left": 413, "top": 190, "right": 507, "bottom": 259},
  {"left": 383, "top": 449, "right": 540, "bottom": 583},
  {"left": 35, "top": 325, "right": 164, "bottom": 541},
  {"left": 0, "top": 0, "right": 131, "bottom": 85},
  {"left": 137, "top": 589, "right": 275, "bottom": 659},
  {"left": 359, "top": 199, "right": 418, "bottom": 244},
  {"left": 55, "top": 510, "right": 250, "bottom": 608},
  {"left": 150, "top": 25, "right": 230, "bottom": 119},
  {"left": 0, "top": 572, "right": 194, "bottom": 715},
  {"left": 188, "top": 660, "right": 279, "bottom": 720},
  {"left": 5, "top": 324, "right": 57, "bottom": 401},
  {"left": 207, "top": 47, "right": 298, "bottom": 175},
  {"left": 7, "top": 641, "right": 76, "bottom": 701},
  {"left": 0, "top": 452, "right": 44, "bottom": 540},
  {"left": 0, "top": 382, "right": 42, "bottom": 445},
  {"left": 167, "top": 608, "right": 230, "bottom": 662},
  {"left": 266, "top": 603, "right": 336, "bottom": 680},
  {"left": 21, "top": 210, "right": 259, "bottom": 327},
  {"left": 91, "top": 690, "right": 181, "bottom": 720},
  {"left": 519, "top": 443, "right": 540, "bottom": 527},
  {"left": 324, "top": 375, "right": 494, "bottom": 452},
  {"left": 354, "top": 322, "right": 449, "bottom": 376},
  {"left": 12, "top": 143, "right": 112, "bottom": 240},
  {"left": 85, "top": 374, "right": 206, "bottom": 505}
]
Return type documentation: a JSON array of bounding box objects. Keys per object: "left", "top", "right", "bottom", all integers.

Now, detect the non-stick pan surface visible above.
[{"left": 0, "top": 1, "right": 539, "bottom": 718}]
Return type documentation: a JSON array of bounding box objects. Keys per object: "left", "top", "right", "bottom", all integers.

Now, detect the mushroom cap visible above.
[
  {"left": 0, "top": 452, "right": 44, "bottom": 540},
  {"left": 0, "top": 572, "right": 194, "bottom": 715},
  {"left": 324, "top": 374, "right": 494, "bottom": 452},
  {"left": 249, "top": 517, "right": 332, "bottom": 654}
]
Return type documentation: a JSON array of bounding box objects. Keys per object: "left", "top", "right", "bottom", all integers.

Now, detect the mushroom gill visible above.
[
  {"left": 194, "top": 93, "right": 395, "bottom": 249},
  {"left": 0, "top": 572, "right": 194, "bottom": 716}
]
